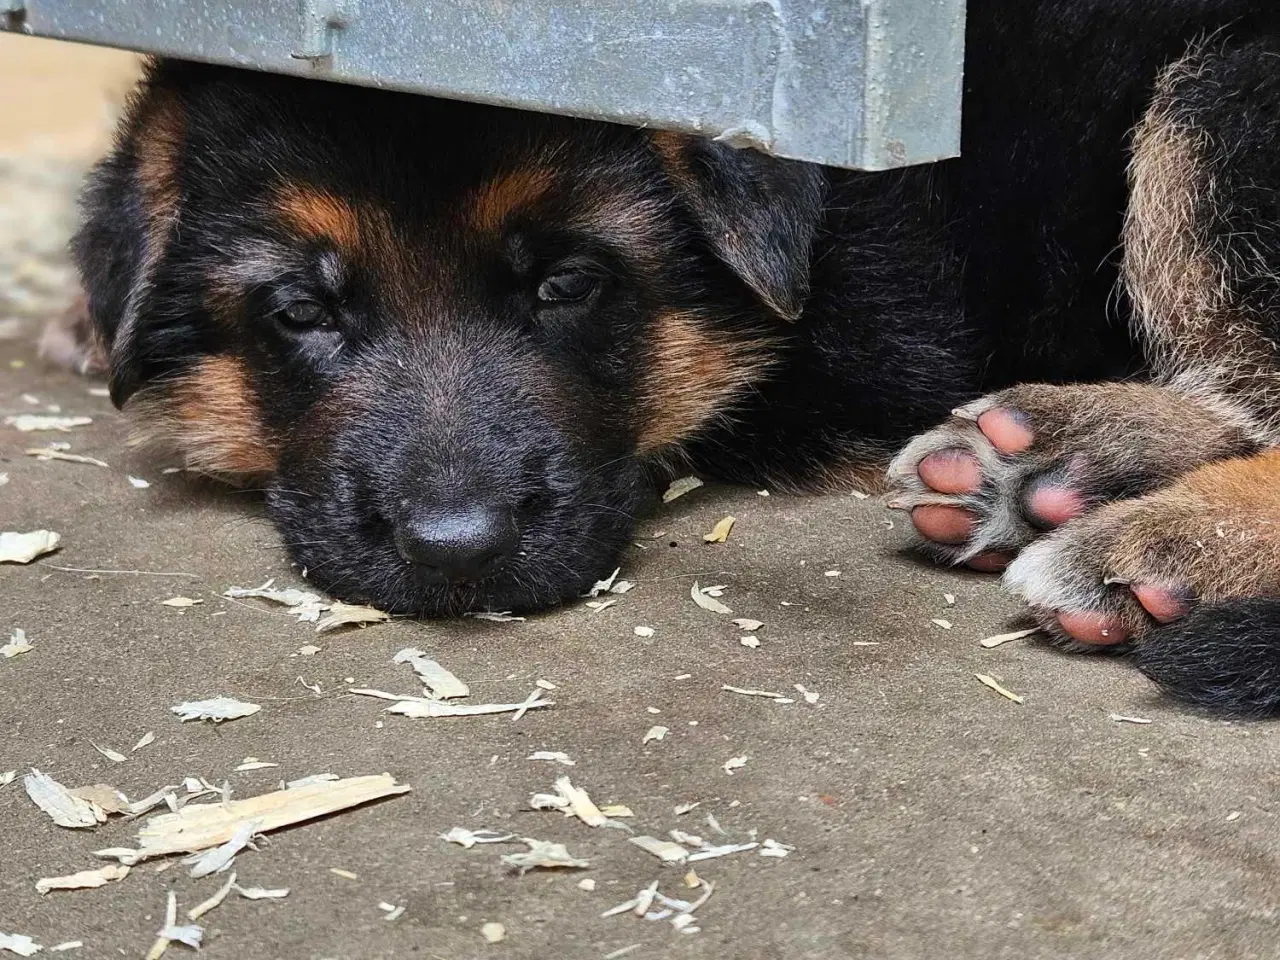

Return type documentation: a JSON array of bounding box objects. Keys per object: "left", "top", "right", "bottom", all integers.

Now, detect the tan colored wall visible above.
[{"left": 0, "top": 33, "right": 140, "bottom": 156}]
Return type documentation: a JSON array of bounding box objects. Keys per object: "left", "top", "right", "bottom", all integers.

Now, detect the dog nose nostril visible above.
[{"left": 393, "top": 503, "right": 518, "bottom": 582}]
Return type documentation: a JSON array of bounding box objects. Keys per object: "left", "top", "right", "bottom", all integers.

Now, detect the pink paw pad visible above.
[
  {"left": 1026, "top": 483, "right": 1087, "bottom": 529},
  {"left": 977, "top": 408, "right": 1034, "bottom": 454},
  {"left": 1056, "top": 610, "right": 1129, "bottom": 646},
  {"left": 918, "top": 448, "right": 982, "bottom": 495},
  {"left": 910, "top": 505, "right": 975, "bottom": 545},
  {"left": 1131, "top": 584, "right": 1192, "bottom": 624}
]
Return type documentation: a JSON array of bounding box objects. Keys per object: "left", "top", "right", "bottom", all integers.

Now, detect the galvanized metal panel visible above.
[{"left": 2, "top": 0, "right": 966, "bottom": 169}]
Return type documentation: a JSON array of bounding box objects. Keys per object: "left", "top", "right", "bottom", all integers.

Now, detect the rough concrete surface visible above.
[{"left": 3, "top": 31, "right": 1279, "bottom": 960}]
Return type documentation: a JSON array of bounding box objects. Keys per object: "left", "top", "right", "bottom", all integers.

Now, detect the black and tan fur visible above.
[{"left": 63, "top": 1, "right": 1280, "bottom": 713}]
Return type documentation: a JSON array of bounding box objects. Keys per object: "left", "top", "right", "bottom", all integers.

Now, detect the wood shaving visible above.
[
  {"left": 794, "top": 683, "right": 820, "bottom": 704},
  {"left": 577, "top": 878, "right": 596, "bottom": 891},
  {"left": 296, "top": 645, "right": 320, "bottom": 656},
  {"left": 722, "top": 685, "right": 789, "bottom": 702},
  {"left": 931, "top": 618, "right": 953, "bottom": 630},
  {"left": 722, "top": 756, "right": 748, "bottom": 775},
  {"left": 223, "top": 580, "right": 327, "bottom": 621},
  {"left": 0, "top": 933, "right": 41, "bottom": 957},
  {"left": 691, "top": 581, "right": 732, "bottom": 615},
  {"left": 585, "top": 568, "right": 621, "bottom": 596},
  {"left": 132, "top": 732, "right": 156, "bottom": 752},
  {"left": 527, "top": 751, "right": 575, "bottom": 766},
  {"left": 530, "top": 776, "right": 628, "bottom": 829},
  {"left": 633, "top": 626, "right": 655, "bottom": 638},
  {"left": 628, "top": 835, "right": 689, "bottom": 863},
  {"left": 97, "top": 774, "right": 410, "bottom": 865},
  {"left": 944, "top": 593, "right": 956, "bottom": 605},
  {"left": 643, "top": 725, "right": 668, "bottom": 744},
  {"left": 585, "top": 599, "right": 617, "bottom": 613},
  {"left": 315, "top": 602, "right": 390, "bottom": 632},
  {"left": 91, "top": 742, "right": 127, "bottom": 763},
  {"left": 72, "top": 784, "right": 131, "bottom": 815},
  {"left": 673, "top": 801, "right": 700, "bottom": 816},
  {"left": 186, "top": 872, "right": 237, "bottom": 921},
  {"left": 234, "top": 885, "right": 290, "bottom": 900},
  {"left": 378, "top": 692, "right": 553, "bottom": 719},
  {"left": 183, "top": 820, "right": 259, "bottom": 877},
  {"left": 466, "top": 611, "right": 526, "bottom": 622},
  {"left": 393, "top": 648, "right": 469, "bottom": 699},
  {"left": 975, "top": 673, "right": 1024, "bottom": 704},
  {"left": 501, "top": 838, "right": 589, "bottom": 873},
  {"left": 49, "top": 942, "right": 83, "bottom": 952},
  {"left": 2, "top": 629, "right": 32, "bottom": 658},
  {"left": 440, "top": 827, "right": 517, "bottom": 848},
  {"left": 4, "top": 414, "right": 92, "bottom": 432},
  {"left": 24, "top": 769, "right": 105, "bottom": 828},
  {"left": 739, "top": 635, "right": 760, "bottom": 649},
  {"left": 662, "top": 476, "right": 703, "bottom": 503},
  {"left": 145, "top": 891, "right": 203, "bottom": 959},
  {"left": 732, "top": 618, "right": 764, "bottom": 631},
  {"left": 35, "top": 864, "right": 130, "bottom": 895},
  {"left": 171, "top": 697, "right": 260, "bottom": 723},
  {"left": 481, "top": 922, "right": 506, "bottom": 943},
  {"left": 160, "top": 597, "right": 202, "bottom": 607},
  {"left": 824, "top": 570, "right": 841, "bottom": 577},
  {"left": 600, "top": 804, "right": 634, "bottom": 818},
  {"left": 1109, "top": 713, "right": 1153, "bottom": 725},
  {"left": 703, "top": 516, "right": 735, "bottom": 543},
  {"left": 979, "top": 627, "right": 1041, "bottom": 648},
  {"left": 0, "top": 771, "right": 15, "bottom": 788},
  {"left": 0, "top": 530, "right": 61, "bottom": 564},
  {"left": 759, "top": 839, "right": 795, "bottom": 858},
  {"left": 687, "top": 841, "right": 759, "bottom": 862},
  {"left": 329, "top": 868, "right": 358, "bottom": 880},
  {"left": 128, "top": 476, "right": 151, "bottom": 488},
  {"left": 24, "top": 448, "right": 108, "bottom": 467}
]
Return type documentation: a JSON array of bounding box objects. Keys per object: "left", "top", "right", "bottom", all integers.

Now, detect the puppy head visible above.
[{"left": 73, "top": 61, "right": 826, "bottom": 614}]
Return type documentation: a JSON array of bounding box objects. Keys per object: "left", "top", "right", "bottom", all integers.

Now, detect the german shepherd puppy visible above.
[{"left": 64, "top": 1, "right": 1280, "bottom": 714}]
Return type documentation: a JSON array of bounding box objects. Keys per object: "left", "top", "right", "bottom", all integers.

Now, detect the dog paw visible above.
[
  {"left": 37, "top": 294, "right": 108, "bottom": 377},
  {"left": 1003, "top": 454, "right": 1280, "bottom": 650},
  {"left": 885, "top": 382, "right": 1257, "bottom": 572}
]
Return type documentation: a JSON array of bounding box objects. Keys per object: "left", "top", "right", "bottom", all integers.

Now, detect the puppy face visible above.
[{"left": 74, "top": 61, "right": 825, "bottom": 614}]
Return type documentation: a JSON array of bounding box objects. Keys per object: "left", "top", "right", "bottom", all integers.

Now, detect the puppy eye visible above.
[
  {"left": 537, "top": 271, "right": 600, "bottom": 304},
  {"left": 274, "top": 301, "right": 331, "bottom": 330}
]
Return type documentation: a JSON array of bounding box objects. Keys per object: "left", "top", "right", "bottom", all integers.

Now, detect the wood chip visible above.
[
  {"left": 160, "top": 597, "right": 202, "bottom": 607},
  {"left": 0, "top": 932, "right": 41, "bottom": 957},
  {"left": 691, "top": 581, "right": 732, "bottom": 615},
  {"left": 128, "top": 476, "right": 151, "bottom": 488},
  {"left": 440, "top": 827, "right": 517, "bottom": 848},
  {"left": 979, "top": 627, "right": 1041, "bottom": 648},
  {"left": 530, "top": 776, "right": 625, "bottom": 829},
  {"left": 722, "top": 684, "right": 788, "bottom": 702},
  {"left": 171, "top": 697, "right": 260, "bottom": 723},
  {"left": 643, "top": 725, "right": 668, "bottom": 744},
  {"left": 4, "top": 414, "right": 92, "bottom": 432},
  {"left": 629, "top": 835, "right": 689, "bottom": 863},
  {"left": 633, "top": 626, "right": 655, "bottom": 638},
  {"left": 96, "top": 774, "right": 410, "bottom": 864},
  {"left": 501, "top": 838, "right": 589, "bottom": 873},
  {"left": 35, "top": 864, "right": 130, "bottom": 895},
  {"left": 24, "top": 448, "right": 108, "bottom": 467},
  {"left": 186, "top": 872, "right": 237, "bottom": 920},
  {"left": 379, "top": 693, "right": 552, "bottom": 719},
  {"left": 943, "top": 593, "right": 956, "bottom": 605},
  {"left": 2, "top": 629, "right": 32, "bottom": 658},
  {"left": 24, "top": 770, "right": 104, "bottom": 828},
  {"left": 1109, "top": 713, "right": 1153, "bottom": 724},
  {"left": 975, "top": 673, "right": 1024, "bottom": 704},
  {"left": 662, "top": 476, "right": 704, "bottom": 503},
  {"left": 0, "top": 530, "right": 61, "bottom": 564},
  {"left": 481, "top": 922, "right": 506, "bottom": 943},
  {"left": 931, "top": 618, "right": 953, "bottom": 630},
  {"left": 527, "top": 751, "right": 575, "bottom": 765},
  {"left": 132, "top": 732, "right": 155, "bottom": 752},
  {"left": 315, "top": 602, "right": 390, "bottom": 632},
  {"left": 731, "top": 618, "right": 764, "bottom": 631},
  {"left": 722, "top": 756, "right": 748, "bottom": 775},
  {"left": 703, "top": 516, "right": 735, "bottom": 543},
  {"left": 329, "top": 868, "right": 359, "bottom": 880},
  {"left": 466, "top": 611, "right": 526, "bottom": 622},
  {"left": 234, "top": 885, "right": 290, "bottom": 900},
  {"left": 91, "top": 742, "right": 127, "bottom": 763},
  {"left": 393, "top": 648, "right": 469, "bottom": 699},
  {"left": 585, "top": 568, "right": 621, "bottom": 596}
]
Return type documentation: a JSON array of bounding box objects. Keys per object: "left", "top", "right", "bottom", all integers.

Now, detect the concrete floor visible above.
[
  {"left": 4, "top": 341, "right": 1280, "bottom": 960},
  {"left": 3, "top": 30, "right": 1280, "bottom": 960}
]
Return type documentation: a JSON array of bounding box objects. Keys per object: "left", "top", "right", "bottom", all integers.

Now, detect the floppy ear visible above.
[
  {"left": 653, "top": 132, "right": 826, "bottom": 320},
  {"left": 71, "top": 77, "right": 185, "bottom": 408}
]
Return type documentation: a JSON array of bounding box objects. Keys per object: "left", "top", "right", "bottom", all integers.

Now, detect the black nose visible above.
[{"left": 392, "top": 503, "right": 519, "bottom": 582}]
